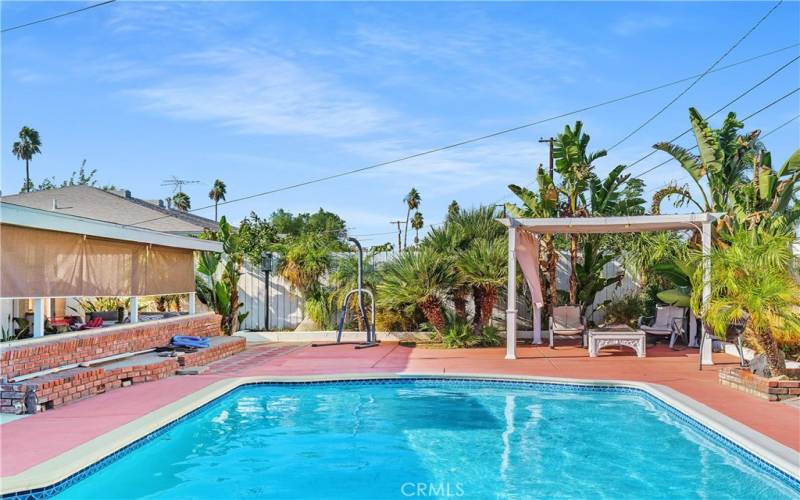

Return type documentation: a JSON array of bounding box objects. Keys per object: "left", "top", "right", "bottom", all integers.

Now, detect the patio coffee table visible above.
[{"left": 588, "top": 325, "right": 646, "bottom": 358}]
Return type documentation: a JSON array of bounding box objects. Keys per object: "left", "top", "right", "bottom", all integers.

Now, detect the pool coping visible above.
[{"left": 2, "top": 372, "right": 799, "bottom": 495}]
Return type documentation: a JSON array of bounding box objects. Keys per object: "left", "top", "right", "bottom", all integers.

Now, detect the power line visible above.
[
  {"left": 605, "top": 0, "right": 784, "bottom": 152},
  {"left": 632, "top": 87, "right": 799, "bottom": 181},
  {"left": 121, "top": 44, "right": 798, "bottom": 230},
  {"left": 625, "top": 54, "right": 799, "bottom": 176},
  {"left": 1, "top": 0, "right": 116, "bottom": 33},
  {"left": 642, "top": 112, "right": 800, "bottom": 197}
]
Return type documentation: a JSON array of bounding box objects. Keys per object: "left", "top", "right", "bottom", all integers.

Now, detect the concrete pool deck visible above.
[{"left": 1, "top": 341, "right": 798, "bottom": 482}]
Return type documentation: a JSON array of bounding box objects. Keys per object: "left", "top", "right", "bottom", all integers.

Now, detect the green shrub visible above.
[
  {"left": 479, "top": 325, "right": 502, "bottom": 347},
  {"left": 602, "top": 293, "right": 645, "bottom": 327},
  {"left": 442, "top": 319, "right": 472, "bottom": 348}
]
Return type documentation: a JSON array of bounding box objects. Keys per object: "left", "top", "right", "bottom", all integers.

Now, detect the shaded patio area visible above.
[{"left": 1, "top": 341, "right": 797, "bottom": 481}]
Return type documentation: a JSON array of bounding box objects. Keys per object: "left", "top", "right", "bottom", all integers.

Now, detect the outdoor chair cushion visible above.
[
  {"left": 552, "top": 306, "right": 583, "bottom": 332},
  {"left": 641, "top": 306, "right": 685, "bottom": 336}
]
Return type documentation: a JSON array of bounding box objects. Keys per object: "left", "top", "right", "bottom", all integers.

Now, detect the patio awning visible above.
[{"left": 0, "top": 203, "right": 222, "bottom": 299}]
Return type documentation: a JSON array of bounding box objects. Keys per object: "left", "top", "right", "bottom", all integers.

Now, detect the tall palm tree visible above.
[
  {"left": 690, "top": 225, "right": 799, "bottom": 377},
  {"left": 411, "top": 211, "right": 424, "bottom": 245},
  {"left": 172, "top": 191, "right": 191, "bottom": 211},
  {"left": 403, "top": 187, "right": 421, "bottom": 250},
  {"left": 507, "top": 166, "right": 560, "bottom": 315},
  {"left": 208, "top": 179, "right": 227, "bottom": 221},
  {"left": 377, "top": 247, "right": 456, "bottom": 335},
  {"left": 12, "top": 126, "right": 42, "bottom": 193},
  {"left": 553, "top": 121, "right": 607, "bottom": 304}
]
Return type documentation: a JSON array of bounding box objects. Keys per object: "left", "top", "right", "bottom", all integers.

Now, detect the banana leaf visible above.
[{"left": 657, "top": 288, "right": 690, "bottom": 307}]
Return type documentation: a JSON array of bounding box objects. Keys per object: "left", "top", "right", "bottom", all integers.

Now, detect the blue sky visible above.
[{"left": 2, "top": 1, "right": 799, "bottom": 245}]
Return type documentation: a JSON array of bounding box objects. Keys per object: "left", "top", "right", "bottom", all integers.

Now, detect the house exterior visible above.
[
  {"left": 0, "top": 200, "right": 221, "bottom": 340},
  {"left": 0, "top": 185, "right": 218, "bottom": 236}
]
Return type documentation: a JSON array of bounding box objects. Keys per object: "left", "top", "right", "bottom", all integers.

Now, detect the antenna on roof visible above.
[{"left": 160, "top": 176, "right": 200, "bottom": 193}]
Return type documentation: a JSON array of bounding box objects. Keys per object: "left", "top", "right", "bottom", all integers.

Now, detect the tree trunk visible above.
[
  {"left": 214, "top": 202, "right": 218, "bottom": 222},
  {"left": 547, "top": 237, "right": 558, "bottom": 315},
  {"left": 754, "top": 326, "right": 786, "bottom": 377},
  {"left": 419, "top": 296, "right": 445, "bottom": 337},
  {"left": 480, "top": 285, "right": 497, "bottom": 327},
  {"left": 569, "top": 234, "right": 578, "bottom": 305},
  {"left": 403, "top": 209, "right": 411, "bottom": 250},
  {"left": 25, "top": 159, "right": 31, "bottom": 192},
  {"left": 472, "top": 286, "right": 484, "bottom": 327},
  {"left": 453, "top": 289, "right": 468, "bottom": 320}
]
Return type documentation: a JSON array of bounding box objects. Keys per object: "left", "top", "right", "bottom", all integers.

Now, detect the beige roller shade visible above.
[{"left": 0, "top": 224, "right": 195, "bottom": 298}]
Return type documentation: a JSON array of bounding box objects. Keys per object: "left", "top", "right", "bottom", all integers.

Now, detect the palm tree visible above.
[
  {"left": 690, "top": 225, "right": 799, "bottom": 377},
  {"left": 12, "top": 126, "right": 42, "bottom": 193},
  {"left": 208, "top": 179, "right": 227, "bottom": 221},
  {"left": 172, "top": 191, "right": 191, "bottom": 211},
  {"left": 507, "top": 166, "right": 559, "bottom": 315},
  {"left": 377, "top": 247, "right": 456, "bottom": 335},
  {"left": 411, "top": 211, "right": 424, "bottom": 245},
  {"left": 553, "top": 121, "right": 607, "bottom": 304},
  {"left": 403, "top": 188, "right": 421, "bottom": 250},
  {"left": 456, "top": 238, "right": 507, "bottom": 330}
]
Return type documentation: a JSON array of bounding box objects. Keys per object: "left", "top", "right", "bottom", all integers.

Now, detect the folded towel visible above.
[{"left": 171, "top": 335, "right": 210, "bottom": 349}]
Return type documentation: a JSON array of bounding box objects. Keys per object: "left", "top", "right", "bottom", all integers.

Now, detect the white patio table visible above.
[{"left": 588, "top": 325, "right": 646, "bottom": 358}]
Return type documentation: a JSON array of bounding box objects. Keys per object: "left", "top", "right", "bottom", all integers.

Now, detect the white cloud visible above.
[
  {"left": 126, "top": 47, "right": 394, "bottom": 138},
  {"left": 343, "top": 136, "right": 546, "bottom": 196},
  {"left": 612, "top": 15, "right": 673, "bottom": 37}
]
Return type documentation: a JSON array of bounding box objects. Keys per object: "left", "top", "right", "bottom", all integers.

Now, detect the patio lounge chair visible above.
[
  {"left": 638, "top": 306, "right": 685, "bottom": 347},
  {"left": 549, "top": 305, "right": 585, "bottom": 349}
]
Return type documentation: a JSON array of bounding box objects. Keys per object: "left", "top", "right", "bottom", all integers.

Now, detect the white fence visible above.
[
  {"left": 239, "top": 261, "right": 305, "bottom": 331},
  {"left": 236, "top": 251, "right": 639, "bottom": 332}
]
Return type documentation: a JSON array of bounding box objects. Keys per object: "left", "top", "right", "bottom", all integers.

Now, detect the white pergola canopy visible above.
[{"left": 499, "top": 213, "right": 722, "bottom": 365}]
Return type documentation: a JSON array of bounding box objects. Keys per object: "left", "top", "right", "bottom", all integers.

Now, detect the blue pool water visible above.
[{"left": 52, "top": 380, "right": 796, "bottom": 499}]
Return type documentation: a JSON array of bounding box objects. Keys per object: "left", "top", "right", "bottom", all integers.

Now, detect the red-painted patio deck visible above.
[{"left": 1, "top": 341, "right": 798, "bottom": 479}]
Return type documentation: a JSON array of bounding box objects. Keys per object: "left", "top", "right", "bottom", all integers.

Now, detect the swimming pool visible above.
[{"left": 15, "top": 379, "right": 800, "bottom": 499}]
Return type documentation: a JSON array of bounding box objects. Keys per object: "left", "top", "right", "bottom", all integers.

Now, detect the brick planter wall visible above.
[
  {"left": 0, "top": 313, "right": 249, "bottom": 414},
  {"left": 0, "top": 313, "right": 221, "bottom": 380},
  {"left": 719, "top": 367, "right": 800, "bottom": 401}
]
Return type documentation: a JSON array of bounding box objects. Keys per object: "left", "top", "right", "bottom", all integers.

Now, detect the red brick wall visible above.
[
  {"left": 1, "top": 335, "right": 245, "bottom": 414},
  {"left": 719, "top": 368, "right": 800, "bottom": 401},
  {"left": 0, "top": 313, "right": 221, "bottom": 380}
]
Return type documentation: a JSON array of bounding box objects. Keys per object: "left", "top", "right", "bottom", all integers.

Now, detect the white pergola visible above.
[{"left": 499, "top": 213, "right": 721, "bottom": 365}]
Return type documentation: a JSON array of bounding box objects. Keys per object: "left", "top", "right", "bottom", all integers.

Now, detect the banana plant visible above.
[
  {"left": 507, "top": 166, "right": 560, "bottom": 315},
  {"left": 731, "top": 148, "right": 800, "bottom": 230},
  {"left": 196, "top": 216, "right": 248, "bottom": 335}
]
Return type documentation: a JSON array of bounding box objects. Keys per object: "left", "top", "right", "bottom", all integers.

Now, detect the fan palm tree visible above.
[
  {"left": 208, "top": 179, "right": 227, "bottom": 221},
  {"left": 690, "top": 225, "right": 799, "bottom": 377},
  {"left": 377, "top": 247, "right": 456, "bottom": 335},
  {"left": 172, "top": 191, "right": 191, "bottom": 211},
  {"left": 456, "top": 238, "right": 507, "bottom": 330},
  {"left": 553, "top": 121, "right": 607, "bottom": 304},
  {"left": 403, "top": 188, "right": 421, "bottom": 250},
  {"left": 12, "top": 126, "right": 42, "bottom": 193},
  {"left": 411, "top": 211, "right": 424, "bottom": 245}
]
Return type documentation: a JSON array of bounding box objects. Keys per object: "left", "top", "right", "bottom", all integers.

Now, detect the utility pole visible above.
[
  {"left": 538, "top": 137, "right": 554, "bottom": 178},
  {"left": 389, "top": 220, "right": 403, "bottom": 252}
]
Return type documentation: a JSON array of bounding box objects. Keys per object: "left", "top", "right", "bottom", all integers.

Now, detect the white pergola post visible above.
[
  {"left": 130, "top": 296, "right": 139, "bottom": 323},
  {"left": 506, "top": 225, "right": 517, "bottom": 360},
  {"left": 701, "top": 221, "right": 714, "bottom": 365},
  {"left": 188, "top": 292, "right": 196, "bottom": 315},
  {"left": 32, "top": 298, "right": 45, "bottom": 337},
  {"left": 533, "top": 304, "right": 542, "bottom": 345}
]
